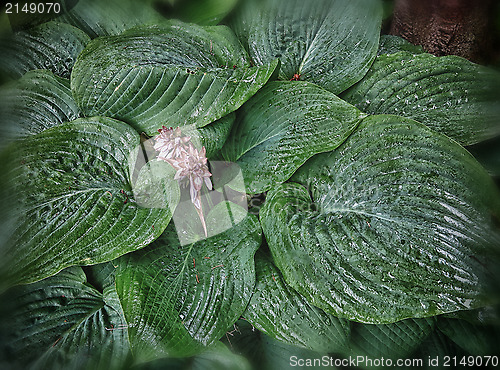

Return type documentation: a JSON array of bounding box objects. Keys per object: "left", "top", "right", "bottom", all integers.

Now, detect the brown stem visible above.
[{"left": 390, "top": 0, "right": 494, "bottom": 63}]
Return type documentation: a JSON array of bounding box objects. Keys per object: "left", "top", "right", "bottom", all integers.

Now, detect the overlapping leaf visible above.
[
  {"left": 244, "top": 252, "right": 350, "bottom": 353},
  {"left": 0, "top": 21, "right": 90, "bottom": 79},
  {"left": 55, "top": 0, "right": 162, "bottom": 38},
  {"left": 342, "top": 51, "right": 500, "bottom": 145},
  {"left": 0, "top": 265, "right": 131, "bottom": 370},
  {"left": 261, "top": 114, "right": 500, "bottom": 324},
  {"left": 0, "top": 70, "right": 80, "bottom": 146},
  {"left": 0, "top": 117, "right": 179, "bottom": 290},
  {"left": 115, "top": 204, "right": 262, "bottom": 362},
  {"left": 221, "top": 81, "right": 364, "bottom": 193},
  {"left": 192, "top": 113, "right": 235, "bottom": 159},
  {"left": 71, "top": 21, "right": 278, "bottom": 135},
  {"left": 234, "top": 0, "right": 382, "bottom": 94}
]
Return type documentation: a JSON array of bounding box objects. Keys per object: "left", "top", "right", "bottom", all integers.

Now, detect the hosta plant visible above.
[{"left": 0, "top": 0, "right": 499, "bottom": 369}]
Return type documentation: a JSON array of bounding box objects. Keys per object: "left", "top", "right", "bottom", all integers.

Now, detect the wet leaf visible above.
[
  {"left": 0, "top": 265, "right": 131, "bottom": 370},
  {"left": 0, "top": 117, "right": 179, "bottom": 291},
  {"left": 243, "top": 252, "right": 350, "bottom": 353},
  {"left": 234, "top": 0, "right": 382, "bottom": 94},
  {"left": 261, "top": 114, "right": 500, "bottom": 323},
  {"left": 342, "top": 51, "right": 500, "bottom": 145},
  {"left": 115, "top": 207, "right": 262, "bottom": 361},
  {"left": 221, "top": 81, "right": 364, "bottom": 193},
  {"left": 0, "top": 21, "right": 90, "bottom": 79},
  {"left": 0, "top": 70, "right": 80, "bottom": 146},
  {"left": 71, "top": 21, "right": 278, "bottom": 135}
]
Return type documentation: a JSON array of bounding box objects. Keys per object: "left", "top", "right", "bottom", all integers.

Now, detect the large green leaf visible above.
[
  {"left": 220, "top": 81, "right": 364, "bottom": 193},
  {"left": 243, "top": 252, "right": 350, "bottom": 353},
  {"left": 413, "top": 330, "right": 466, "bottom": 369},
  {"left": 71, "top": 21, "right": 278, "bottom": 135},
  {"left": 261, "top": 114, "right": 500, "bottom": 324},
  {"left": 0, "top": 70, "right": 80, "bottom": 146},
  {"left": 0, "top": 265, "right": 131, "bottom": 370},
  {"left": 193, "top": 113, "right": 235, "bottom": 159},
  {"left": 234, "top": 0, "right": 382, "bottom": 94},
  {"left": 0, "top": 21, "right": 90, "bottom": 79},
  {"left": 115, "top": 206, "right": 262, "bottom": 362},
  {"left": 55, "top": 0, "right": 162, "bottom": 38},
  {"left": 0, "top": 117, "right": 179, "bottom": 291},
  {"left": 342, "top": 51, "right": 500, "bottom": 145}
]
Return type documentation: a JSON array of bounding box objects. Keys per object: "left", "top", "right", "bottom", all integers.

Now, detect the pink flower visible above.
[
  {"left": 153, "top": 126, "right": 213, "bottom": 236},
  {"left": 165, "top": 144, "right": 213, "bottom": 208},
  {"left": 153, "top": 126, "right": 191, "bottom": 160}
]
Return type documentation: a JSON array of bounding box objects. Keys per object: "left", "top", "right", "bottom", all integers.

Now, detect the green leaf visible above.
[
  {"left": 234, "top": 0, "right": 382, "bottom": 94},
  {"left": 172, "top": 0, "right": 239, "bottom": 26},
  {"left": 0, "top": 116, "right": 179, "bottom": 291},
  {"left": 261, "top": 114, "right": 500, "bottom": 324},
  {"left": 0, "top": 21, "right": 90, "bottom": 79},
  {"left": 55, "top": 0, "right": 162, "bottom": 38},
  {"left": 377, "top": 35, "right": 424, "bottom": 56},
  {"left": 194, "top": 113, "right": 235, "bottom": 159},
  {"left": 348, "top": 318, "right": 435, "bottom": 362},
  {"left": 220, "top": 81, "right": 364, "bottom": 193},
  {"left": 0, "top": 265, "right": 131, "bottom": 370},
  {"left": 342, "top": 51, "right": 500, "bottom": 145},
  {"left": 243, "top": 252, "right": 350, "bottom": 353},
  {"left": 0, "top": 70, "right": 80, "bottom": 146},
  {"left": 115, "top": 209, "right": 262, "bottom": 362},
  {"left": 71, "top": 21, "right": 278, "bottom": 135}
]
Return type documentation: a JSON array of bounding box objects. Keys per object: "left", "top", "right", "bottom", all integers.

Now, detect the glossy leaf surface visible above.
[
  {"left": 244, "top": 252, "right": 350, "bottom": 353},
  {"left": 261, "top": 114, "right": 500, "bottom": 323},
  {"left": 342, "top": 52, "right": 500, "bottom": 145},
  {"left": 0, "top": 265, "right": 131, "bottom": 370},
  {"left": 71, "top": 21, "right": 278, "bottom": 135},
  {"left": 0, "top": 70, "right": 80, "bottom": 145},
  {"left": 221, "top": 81, "right": 364, "bottom": 193},
  {"left": 235, "top": 0, "right": 382, "bottom": 94},
  {"left": 115, "top": 206, "right": 262, "bottom": 361},
  {"left": 0, "top": 21, "right": 90, "bottom": 79},
  {"left": 0, "top": 117, "right": 179, "bottom": 290}
]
